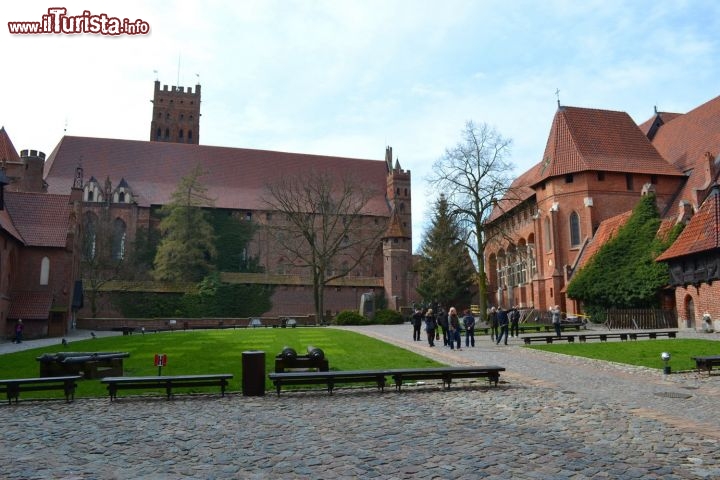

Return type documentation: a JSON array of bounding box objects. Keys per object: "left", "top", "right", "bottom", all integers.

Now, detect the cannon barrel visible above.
[
  {"left": 279, "top": 346, "right": 297, "bottom": 360},
  {"left": 306, "top": 346, "right": 325, "bottom": 361}
]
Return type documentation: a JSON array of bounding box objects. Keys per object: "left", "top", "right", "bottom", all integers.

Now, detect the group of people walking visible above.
[
  {"left": 411, "top": 306, "right": 477, "bottom": 349},
  {"left": 411, "top": 304, "right": 567, "bottom": 347},
  {"left": 411, "top": 305, "right": 524, "bottom": 348}
]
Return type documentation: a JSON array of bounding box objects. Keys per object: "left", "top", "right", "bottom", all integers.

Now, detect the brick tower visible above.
[
  {"left": 382, "top": 146, "right": 413, "bottom": 309},
  {"left": 150, "top": 80, "right": 201, "bottom": 144}
]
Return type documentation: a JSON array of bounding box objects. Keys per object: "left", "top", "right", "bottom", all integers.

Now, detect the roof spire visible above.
[{"left": 555, "top": 88, "right": 561, "bottom": 108}]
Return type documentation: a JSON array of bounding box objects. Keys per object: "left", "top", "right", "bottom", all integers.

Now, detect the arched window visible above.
[
  {"left": 178, "top": 129, "right": 184, "bottom": 139},
  {"left": 83, "top": 212, "right": 98, "bottom": 260},
  {"left": 684, "top": 295, "right": 696, "bottom": 329},
  {"left": 569, "top": 211, "right": 581, "bottom": 247},
  {"left": 188, "top": 130, "right": 193, "bottom": 140},
  {"left": 118, "top": 192, "right": 126, "bottom": 203},
  {"left": 112, "top": 218, "right": 127, "bottom": 260},
  {"left": 40, "top": 257, "right": 50, "bottom": 285},
  {"left": 164, "top": 128, "right": 170, "bottom": 139},
  {"left": 543, "top": 217, "right": 552, "bottom": 252},
  {"left": 156, "top": 128, "right": 161, "bottom": 140}
]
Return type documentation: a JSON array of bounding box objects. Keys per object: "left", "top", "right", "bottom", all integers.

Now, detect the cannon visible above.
[
  {"left": 274, "top": 345, "right": 328, "bottom": 373},
  {"left": 37, "top": 352, "right": 130, "bottom": 379}
]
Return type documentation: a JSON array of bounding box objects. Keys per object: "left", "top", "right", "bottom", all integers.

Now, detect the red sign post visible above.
[{"left": 154, "top": 354, "right": 167, "bottom": 375}]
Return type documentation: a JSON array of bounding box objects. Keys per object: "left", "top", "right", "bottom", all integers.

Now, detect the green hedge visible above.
[{"left": 373, "top": 309, "right": 404, "bottom": 324}]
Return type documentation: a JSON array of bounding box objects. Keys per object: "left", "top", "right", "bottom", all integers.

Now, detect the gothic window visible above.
[
  {"left": 544, "top": 217, "right": 552, "bottom": 252},
  {"left": 626, "top": 173, "right": 634, "bottom": 191},
  {"left": 404, "top": 188, "right": 408, "bottom": 197},
  {"left": 188, "top": 130, "right": 193, "bottom": 140},
  {"left": 87, "top": 190, "right": 94, "bottom": 202},
  {"left": 164, "top": 128, "right": 170, "bottom": 139},
  {"left": 112, "top": 218, "right": 127, "bottom": 260},
  {"left": 399, "top": 202, "right": 405, "bottom": 211},
  {"left": 119, "top": 192, "right": 126, "bottom": 203},
  {"left": 156, "top": 128, "right": 161, "bottom": 140},
  {"left": 83, "top": 212, "right": 98, "bottom": 260},
  {"left": 178, "top": 129, "right": 184, "bottom": 139},
  {"left": 40, "top": 257, "right": 50, "bottom": 285},
  {"left": 569, "top": 211, "right": 581, "bottom": 247}
]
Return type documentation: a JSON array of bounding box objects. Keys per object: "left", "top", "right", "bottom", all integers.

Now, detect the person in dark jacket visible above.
[
  {"left": 462, "top": 309, "right": 475, "bottom": 347},
  {"left": 424, "top": 309, "right": 437, "bottom": 347},
  {"left": 436, "top": 307, "right": 449, "bottom": 346},
  {"left": 510, "top": 306, "right": 521, "bottom": 337},
  {"left": 496, "top": 307, "right": 509, "bottom": 345},
  {"left": 489, "top": 307, "right": 499, "bottom": 342},
  {"left": 411, "top": 308, "right": 423, "bottom": 341}
]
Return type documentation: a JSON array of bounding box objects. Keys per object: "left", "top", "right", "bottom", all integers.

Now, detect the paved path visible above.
[{"left": 1, "top": 325, "right": 719, "bottom": 479}]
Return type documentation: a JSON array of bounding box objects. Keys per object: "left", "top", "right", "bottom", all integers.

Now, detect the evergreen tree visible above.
[
  {"left": 153, "top": 165, "right": 217, "bottom": 282},
  {"left": 416, "top": 194, "right": 475, "bottom": 307}
]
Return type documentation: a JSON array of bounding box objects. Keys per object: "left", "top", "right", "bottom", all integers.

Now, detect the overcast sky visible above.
[{"left": 5, "top": 1, "right": 720, "bottom": 251}]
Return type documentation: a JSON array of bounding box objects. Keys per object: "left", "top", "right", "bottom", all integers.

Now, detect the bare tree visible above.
[
  {"left": 81, "top": 206, "right": 135, "bottom": 317},
  {"left": 262, "top": 170, "right": 385, "bottom": 322},
  {"left": 429, "top": 121, "right": 514, "bottom": 321}
]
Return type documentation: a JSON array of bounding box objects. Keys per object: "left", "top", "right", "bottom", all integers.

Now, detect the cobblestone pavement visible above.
[{"left": 1, "top": 325, "right": 719, "bottom": 479}]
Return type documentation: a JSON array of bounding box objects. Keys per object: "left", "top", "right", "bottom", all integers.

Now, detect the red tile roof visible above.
[
  {"left": 383, "top": 209, "right": 410, "bottom": 239},
  {"left": 0, "top": 208, "right": 24, "bottom": 243},
  {"left": 3, "top": 192, "right": 71, "bottom": 247},
  {"left": 637, "top": 111, "right": 682, "bottom": 138},
  {"left": 44, "top": 136, "right": 391, "bottom": 216},
  {"left": 651, "top": 94, "right": 720, "bottom": 173},
  {"left": 486, "top": 162, "right": 540, "bottom": 223},
  {"left": 0, "top": 127, "right": 21, "bottom": 163},
  {"left": 536, "top": 107, "right": 682, "bottom": 183},
  {"left": 8, "top": 291, "right": 53, "bottom": 320},
  {"left": 574, "top": 211, "right": 632, "bottom": 272},
  {"left": 656, "top": 187, "right": 720, "bottom": 261}
]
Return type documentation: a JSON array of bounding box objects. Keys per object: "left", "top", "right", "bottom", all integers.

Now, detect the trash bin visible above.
[{"left": 242, "top": 350, "right": 265, "bottom": 396}]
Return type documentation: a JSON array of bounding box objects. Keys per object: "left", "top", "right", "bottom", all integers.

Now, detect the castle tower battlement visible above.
[{"left": 150, "top": 80, "right": 201, "bottom": 144}]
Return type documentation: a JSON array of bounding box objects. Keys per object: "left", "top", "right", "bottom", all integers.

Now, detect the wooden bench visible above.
[
  {"left": 386, "top": 366, "right": 505, "bottom": 391},
  {"left": 692, "top": 355, "right": 720, "bottom": 374},
  {"left": 523, "top": 335, "right": 576, "bottom": 344},
  {"left": 0, "top": 375, "right": 82, "bottom": 404},
  {"left": 268, "top": 370, "right": 388, "bottom": 396},
  {"left": 578, "top": 333, "right": 628, "bottom": 342},
  {"left": 628, "top": 331, "right": 676, "bottom": 340},
  {"left": 268, "top": 366, "right": 505, "bottom": 396},
  {"left": 101, "top": 374, "right": 233, "bottom": 401}
]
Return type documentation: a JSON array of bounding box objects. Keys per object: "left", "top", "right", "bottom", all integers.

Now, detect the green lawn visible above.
[
  {"left": 527, "top": 338, "right": 720, "bottom": 371},
  {"left": 0, "top": 328, "right": 442, "bottom": 399}
]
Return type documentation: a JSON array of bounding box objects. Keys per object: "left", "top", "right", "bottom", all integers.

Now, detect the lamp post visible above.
[{"left": 661, "top": 352, "right": 671, "bottom": 375}]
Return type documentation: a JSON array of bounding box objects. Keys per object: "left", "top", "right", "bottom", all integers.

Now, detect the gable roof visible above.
[
  {"left": 0, "top": 126, "right": 21, "bottom": 163},
  {"left": 43, "top": 136, "right": 391, "bottom": 216},
  {"left": 656, "top": 186, "right": 720, "bottom": 262},
  {"left": 534, "top": 106, "right": 683, "bottom": 184},
  {"left": 638, "top": 111, "right": 682, "bottom": 140},
  {"left": 3, "top": 192, "right": 71, "bottom": 247}
]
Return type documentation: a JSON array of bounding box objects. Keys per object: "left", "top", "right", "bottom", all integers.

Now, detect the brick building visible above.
[
  {"left": 41, "top": 81, "right": 418, "bottom": 318},
  {"left": 485, "top": 95, "right": 720, "bottom": 330},
  {"left": 0, "top": 127, "right": 83, "bottom": 339}
]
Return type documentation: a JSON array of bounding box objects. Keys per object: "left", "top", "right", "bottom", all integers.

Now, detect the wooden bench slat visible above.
[
  {"left": 0, "top": 376, "right": 82, "bottom": 404},
  {"left": 101, "top": 374, "right": 233, "bottom": 400}
]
